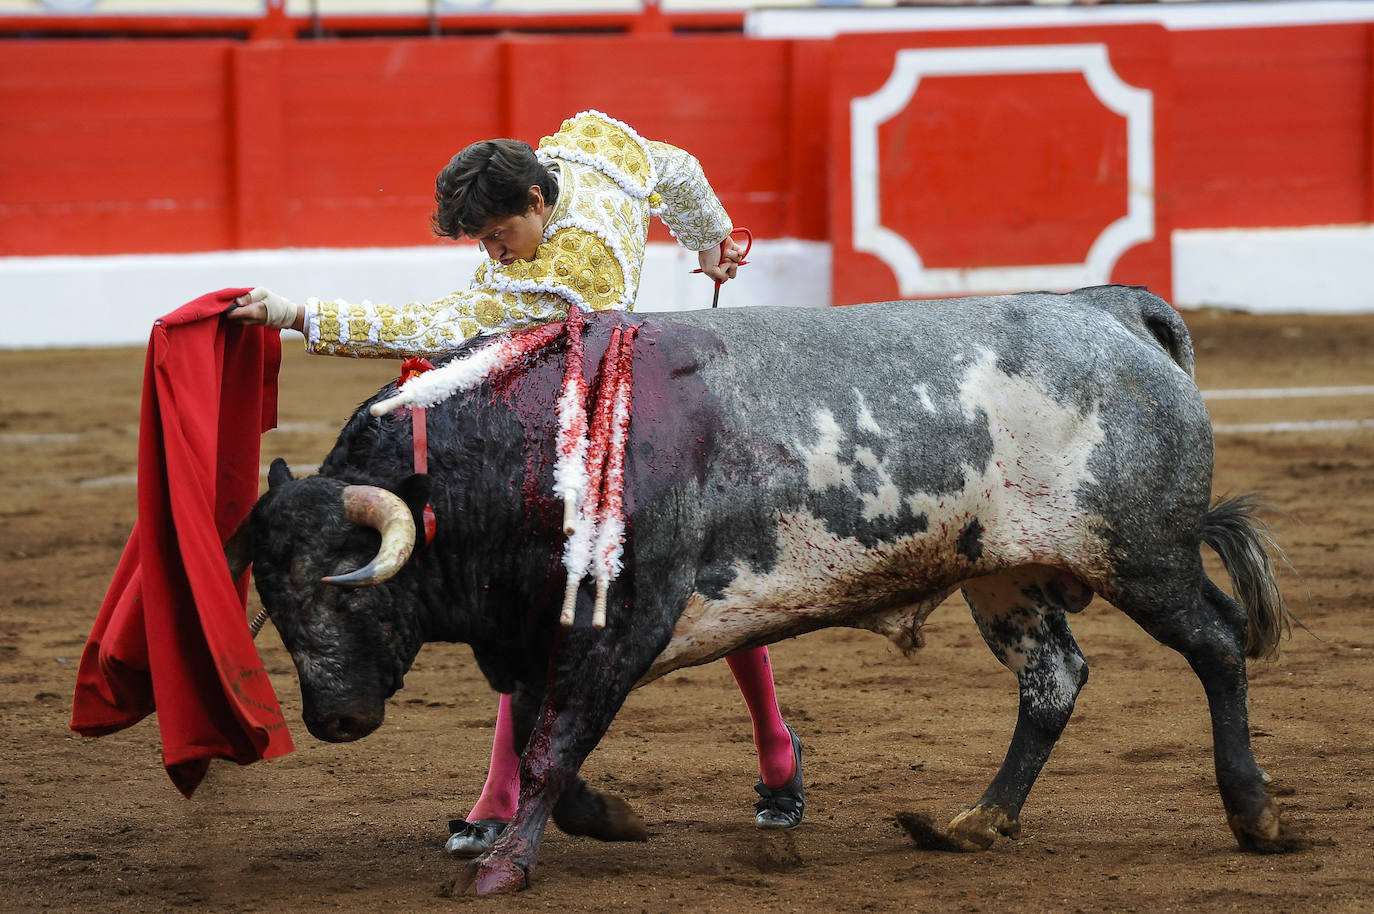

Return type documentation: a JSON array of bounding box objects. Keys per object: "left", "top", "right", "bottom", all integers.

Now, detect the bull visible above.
[{"left": 232, "top": 285, "right": 1292, "bottom": 894}]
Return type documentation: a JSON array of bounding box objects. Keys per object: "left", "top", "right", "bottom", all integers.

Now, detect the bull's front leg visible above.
[
  {"left": 509, "top": 684, "right": 648, "bottom": 844},
  {"left": 457, "top": 608, "right": 671, "bottom": 895}
]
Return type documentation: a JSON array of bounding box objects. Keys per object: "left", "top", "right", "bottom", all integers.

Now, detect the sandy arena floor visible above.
[{"left": 1, "top": 307, "right": 1371, "bottom": 913}]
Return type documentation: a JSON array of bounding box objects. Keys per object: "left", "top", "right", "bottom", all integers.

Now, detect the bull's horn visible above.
[{"left": 322, "top": 485, "right": 416, "bottom": 587}]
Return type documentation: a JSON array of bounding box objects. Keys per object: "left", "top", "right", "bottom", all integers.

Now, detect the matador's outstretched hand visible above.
[{"left": 225, "top": 287, "right": 304, "bottom": 332}]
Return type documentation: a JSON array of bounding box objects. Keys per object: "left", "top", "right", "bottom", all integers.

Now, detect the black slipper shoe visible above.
[
  {"left": 444, "top": 818, "right": 507, "bottom": 857},
  {"left": 754, "top": 725, "right": 805, "bottom": 830}
]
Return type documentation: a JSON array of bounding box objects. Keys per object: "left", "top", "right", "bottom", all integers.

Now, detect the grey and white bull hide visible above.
[{"left": 234, "top": 285, "right": 1292, "bottom": 894}]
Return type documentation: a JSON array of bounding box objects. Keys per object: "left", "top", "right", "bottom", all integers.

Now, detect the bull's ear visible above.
[
  {"left": 395, "top": 474, "right": 432, "bottom": 542},
  {"left": 268, "top": 458, "right": 293, "bottom": 489}
]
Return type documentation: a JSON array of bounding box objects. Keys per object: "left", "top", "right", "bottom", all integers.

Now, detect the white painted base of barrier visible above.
[
  {"left": 2, "top": 226, "right": 1371, "bottom": 348},
  {"left": 1173, "top": 225, "right": 1374, "bottom": 315},
  {"left": 0, "top": 240, "right": 831, "bottom": 349}
]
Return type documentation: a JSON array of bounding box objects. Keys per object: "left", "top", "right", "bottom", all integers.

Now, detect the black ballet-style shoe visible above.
[
  {"left": 754, "top": 725, "right": 805, "bottom": 830},
  {"left": 444, "top": 818, "right": 507, "bottom": 857}
]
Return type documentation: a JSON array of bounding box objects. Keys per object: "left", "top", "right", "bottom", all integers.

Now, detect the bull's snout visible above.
[{"left": 305, "top": 704, "right": 385, "bottom": 743}]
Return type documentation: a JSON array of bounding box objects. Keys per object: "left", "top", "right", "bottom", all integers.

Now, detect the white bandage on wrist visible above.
[{"left": 249, "top": 287, "right": 299, "bottom": 329}]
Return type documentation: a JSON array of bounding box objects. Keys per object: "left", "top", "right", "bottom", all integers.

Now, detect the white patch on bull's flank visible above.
[
  {"left": 803, "top": 408, "right": 854, "bottom": 490},
  {"left": 653, "top": 350, "right": 1110, "bottom": 677},
  {"left": 855, "top": 447, "right": 903, "bottom": 520},
  {"left": 912, "top": 383, "right": 937, "bottom": 414},
  {"left": 801, "top": 348, "right": 1105, "bottom": 563},
  {"left": 647, "top": 509, "right": 958, "bottom": 678},
  {"left": 903, "top": 348, "right": 1108, "bottom": 563},
  {"left": 855, "top": 389, "right": 883, "bottom": 435}
]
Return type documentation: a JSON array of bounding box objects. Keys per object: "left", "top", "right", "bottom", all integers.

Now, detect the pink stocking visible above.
[
  {"left": 726, "top": 646, "right": 796, "bottom": 788},
  {"left": 464, "top": 693, "right": 521, "bottom": 823}
]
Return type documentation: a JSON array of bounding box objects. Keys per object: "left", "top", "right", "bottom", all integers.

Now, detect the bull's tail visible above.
[{"left": 1202, "top": 494, "right": 1292, "bottom": 660}]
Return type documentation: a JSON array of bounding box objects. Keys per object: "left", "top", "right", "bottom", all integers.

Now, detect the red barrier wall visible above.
[
  {"left": 1, "top": 40, "right": 237, "bottom": 255},
  {"left": 0, "top": 35, "right": 824, "bottom": 257},
  {"left": 236, "top": 39, "right": 507, "bottom": 250},
  {"left": 1, "top": 24, "right": 1369, "bottom": 260},
  {"left": 1170, "top": 25, "right": 1372, "bottom": 229}
]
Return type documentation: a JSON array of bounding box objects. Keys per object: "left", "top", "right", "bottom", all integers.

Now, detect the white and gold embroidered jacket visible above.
[{"left": 303, "top": 110, "right": 732, "bottom": 358}]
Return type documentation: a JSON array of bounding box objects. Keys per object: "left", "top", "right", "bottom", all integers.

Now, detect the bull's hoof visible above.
[
  {"left": 466, "top": 858, "right": 530, "bottom": 895},
  {"left": 945, "top": 804, "right": 1021, "bottom": 852},
  {"left": 895, "top": 808, "right": 1016, "bottom": 853},
  {"left": 553, "top": 789, "right": 648, "bottom": 843},
  {"left": 1230, "top": 800, "right": 1306, "bottom": 853}
]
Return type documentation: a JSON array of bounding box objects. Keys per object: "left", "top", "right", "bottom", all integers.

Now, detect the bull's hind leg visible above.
[
  {"left": 1112, "top": 569, "right": 1283, "bottom": 851},
  {"left": 946, "top": 566, "right": 1093, "bottom": 851}
]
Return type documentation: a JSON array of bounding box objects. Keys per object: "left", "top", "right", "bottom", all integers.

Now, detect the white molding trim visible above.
[
  {"left": 850, "top": 43, "right": 1153, "bottom": 297},
  {"left": 748, "top": 2, "right": 1374, "bottom": 38}
]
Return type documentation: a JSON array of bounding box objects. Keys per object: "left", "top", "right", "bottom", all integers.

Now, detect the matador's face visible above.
[{"left": 473, "top": 185, "right": 548, "bottom": 266}]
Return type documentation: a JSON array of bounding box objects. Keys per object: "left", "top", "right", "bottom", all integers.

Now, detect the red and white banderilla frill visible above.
[{"left": 367, "top": 312, "right": 636, "bottom": 631}]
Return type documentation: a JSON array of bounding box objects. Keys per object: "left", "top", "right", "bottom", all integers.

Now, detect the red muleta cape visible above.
[{"left": 70, "top": 289, "right": 295, "bottom": 796}]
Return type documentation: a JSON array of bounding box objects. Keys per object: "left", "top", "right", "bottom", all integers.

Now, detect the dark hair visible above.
[{"left": 431, "top": 139, "right": 558, "bottom": 240}]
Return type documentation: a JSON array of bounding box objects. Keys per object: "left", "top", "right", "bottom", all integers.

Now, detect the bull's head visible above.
[{"left": 235, "top": 459, "right": 431, "bottom": 743}]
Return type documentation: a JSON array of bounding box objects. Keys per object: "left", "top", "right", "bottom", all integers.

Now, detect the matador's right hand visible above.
[
  {"left": 226, "top": 287, "right": 304, "bottom": 331},
  {"left": 697, "top": 238, "right": 743, "bottom": 284}
]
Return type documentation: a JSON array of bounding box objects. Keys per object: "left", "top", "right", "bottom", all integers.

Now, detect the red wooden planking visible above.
[
  {"left": 880, "top": 72, "right": 1129, "bottom": 269},
  {"left": 0, "top": 40, "right": 234, "bottom": 255},
  {"left": 3, "top": 124, "right": 227, "bottom": 200},
  {"left": 504, "top": 35, "right": 795, "bottom": 242},
  {"left": 0, "top": 24, "right": 1368, "bottom": 261},
  {"left": 0, "top": 200, "right": 235, "bottom": 256},
  {"left": 232, "top": 42, "right": 287, "bottom": 250},
  {"left": 783, "top": 39, "right": 832, "bottom": 241},
  {"left": 274, "top": 38, "right": 504, "bottom": 248},
  {"left": 1171, "top": 24, "right": 1371, "bottom": 228},
  {"left": 1117, "top": 26, "right": 1172, "bottom": 302}
]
